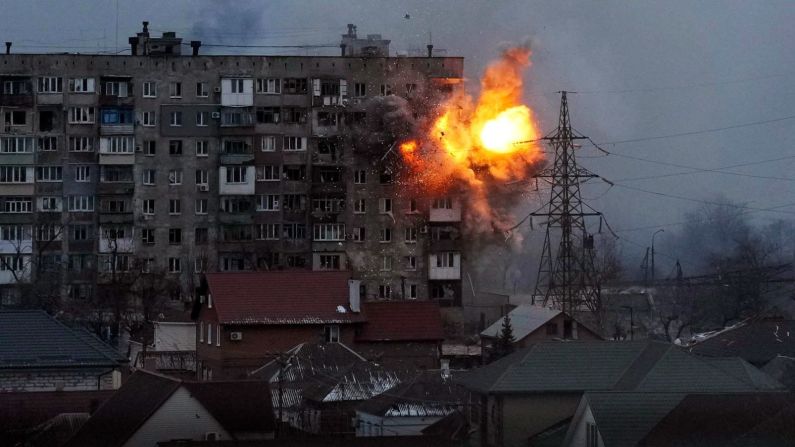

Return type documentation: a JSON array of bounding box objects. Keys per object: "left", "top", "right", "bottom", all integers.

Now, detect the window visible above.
[
  {"left": 0, "top": 256, "right": 25, "bottom": 272},
  {"left": 141, "top": 111, "right": 156, "bottom": 126},
  {"left": 319, "top": 254, "right": 341, "bottom": 270},
  {"left": 256, "top": 165, "right": 279, "bottom": 182},
  {"left": 354, "top": 82, "right": 366, "bottom": 97},
  {"left": 38, "top": 77, "right": 63, "bottom": 93},
  {"left": 381, "top": 256, "right": 392, "bottom": 271},
  {"left": 195, "top": 169, "right": 209, "bottom": 186},
  {"left": 196, "top": 140, "right": 209, "bottom": 157},
  {"left": 196, "top": 82, "right": 208, "bottom": 97},
  {"left": 195, "top": 199, "right": 208, "bottom": 215},
  {"left": 433, "top": 198, "right": 454, "bottom": 209},
  {"left": 216, "top": 325, "right": 221, "bottom": 347},
  {"left": 352, "top": 227, "right": 365, "bottom": 242},
  {"left": 68, "top": 78, "right": 95, "bottom": 93},
  {"left": 143, "top": 81, "right": 157, "bottom": 98},
  {"left": 143, "top": 140, "right": 156, "bottom": 156},
  {"left": 195, "top": 257, "right": 208, "bottom": 273},
  {"left": 586, "top": 423, "right": 599, "bottom": 447},
  {"left": 282, "top": 108, "right": 307, "bottom": 124},
  {"left": 68, "top": 106, "right": 95, "bottom": 124},
  {"left": 256, "top": 194, "right": 279, "bottom": 211},
  {"left": 141, "top": 229, "right": 155, "bottom": 245},
  {"left": 142, "top": 169, "right": 156, "bottom": 185},
  {"left": 1, "top": 137, "right": 33, "bottom": 153},
  {"left": 67, "top": 195, "right": 94, "bottom": 212},
  {"left": 406, "top": 256, "right": 417, "bottom": 271},
  {"left": 39, "top": 196, "right": 61, "bottom": 212},
  {"left": 405, "top": 227, "right": 417, "bottom": 243},
  {"left": 196, "top": 111, "right": 208, "bottom": 127},
  {"left": 169, "top": 257, "right": 181, "bottom": 273},
  {"left": 379, "top": 285, "right": 392, "bottom": 299},
  {"left": 37, "top": 137, "right": 57, "bottom": 152},
  {"left": 256, "top": 78, "right": 281, "bottom": 94},
  {"left": 257, "top": 108, "right": 280, "bottom": 124},
  {"left": 354, "top": 170, "right": 366, "bottom": 184},
  {"left": 380, "top": 171, "right": 393, "bottom": 184},
  {"left": 324, "top": 325, "right": 340, "bottom": 342},
  {"left": 408, "top": 284, "right": 418, "bottom": 299},
  {"left": 2, "top": 197, "right": 31, "bottom": 213},
  {"left": 283, "top": 194, "right": 306, "bottom": 212},
  {"left": 317, "top": 111, "right": 338, "bottom": 127},
  {"left": 199, "top": 322, "right": 204, "bottom": 343},
  {"left": 170, "top": 111, "right": 183, "bottom": 127},
  {"left": 261, "top": 135, "right": 277, "bottom": 151},
  {"left": 195, "top": 228, "right": 208, "bottom": 244},
  {"left": 230, "top": 79, "right": 245, "bottom": 93},
  {"left": 169, "top": 82, "right": 182, "bottom": 98},
  {"left": 169, "top": 199, "right": 181, "bottom": 215},
  {"left": 283, "top": 78, "right": 308, "bottom": 94},
  {"left": 68, "top": 137, "right": 93, "bottom": 153},
  {"left": 142, "top": 199, "right": 155, "bottom": 215},
  {"left": 168, "top": 169, "right": 183, "bottom": 185},
  {"left": 1, "top": 225, "right": 32, "bottom": 242},
  {"left": 436, "top": 252, "right": 457, "bottom": 268},
  {"left": 354, "top": 199, "right": 366, "bottom": 214},
  {"left": 221, "top": 197, "right": 252, "bottom": 213},
  {"left": 282, "top": 165, "right": 306, "bottom": 181},
  {"left": 380, "top": 84, "right": 392, "bottom": 96},
  {"left": 100, "top": 136, "right": 134, "bottom": 154},
  {"left": 283, "top": 136, "right": 306, "bottom": 151},
  {"left": 406, "top": 83, "right": 417, "bottom": 94},
  {"left": 283, "top": 223, "right": 306, "bottom": 240},
  {"left": 379, "top": 198, "right": 393, "bottom": 214},
  {"left": 380, "top": 227, "right": 392, "bottom": 243},
  {"left": 74, "top": 166, "right": 91, "bottom": 182},
  {"left": 4, "top": 110, "right": 26, "bottom": 126},
  {"left": 0, "top": 166, "right": 28, "bottom": 183},
  {"left": 169, "top": 228, "right": 182, "bottom": 244},
  {"left": 409, "top": 199, "right": 419, "bottom": 213},
  {"left": 313, "top": 223, "right": 345, "bottom": 241},
  {"left": 35, "top": 224, "right": 60, "bottom": 241},
  {"left": 546, "top": 323, "right": 558, "bottom": 336},
  {"left": 257, "top": 223, "right": 280, "bottom": 240},
  {"left": 103, "top": 81, "right": 129, "bottom": 97},
  {"left": 71, "top": 225, "right": 90, "bottom": 241},
  {"left": 224, "top": 166, "right": 246, "bottom": 184}
]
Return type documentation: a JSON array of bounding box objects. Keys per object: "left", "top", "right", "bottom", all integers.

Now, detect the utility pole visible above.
[
  {"left": 641, "top": 247, "right": 650, "bottom": 286},
  {"left": 651, "top": 229, "right": 664, "bottom": 281},
  {"left": 532, "top": 92, "right": 603, "bottom": 317}
]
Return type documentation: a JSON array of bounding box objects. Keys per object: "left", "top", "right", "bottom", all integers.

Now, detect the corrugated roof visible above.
[
  {"left": 585, "top": 392, "right": 686, "bottom": 447},
  {"left": 456, "top": 340, "right": 784, "bottom": 395},
  {"left": 480, "top": 305, "right": 561, "bottom": 340},
  {"left": 358, "top": 301, "right": 444, "bottom": 341},
  {"left": 206, "top": 271, "right": 365, "bottom": 325},
  {"left": 0, "top": 310, "right": 125, "bottom": 369},
  {"left": 356, "top": 371, "right": 467, "bottom": 417}
]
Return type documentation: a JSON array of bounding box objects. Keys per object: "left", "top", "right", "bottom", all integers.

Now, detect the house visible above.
[
  {"left": 687, "top": 317, "right": 795, "bottom": 366},
  {"left": 64, "top": 370, "right": 275, "bottom": 446},
  {"left": 0, "top": 310, "right": 127, "bottom": 393},
  {"left": 355, "top": 371, "right": 468, "bottom": 437},
  {"left": 249, "top": 341, "right": 402, "bottom": 435},
  {"left": 480, "top": 305, "right": 601, "bottom": 353},
  {"left": 356, "top": 301, "right": 445, "bottom": 369},
  {"left": 196, "top": 271, "right": 366, "bottom": 379},
  {"left": 640, "top": 392, "right": 795, "bottom": 446},
  {"left": 456, "top": 340, "right": 783, "bottom": 447}
]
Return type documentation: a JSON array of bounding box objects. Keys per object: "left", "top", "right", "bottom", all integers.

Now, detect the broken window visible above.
[{"left": 39, "top": 111, "right": 55, "bottom": 131}]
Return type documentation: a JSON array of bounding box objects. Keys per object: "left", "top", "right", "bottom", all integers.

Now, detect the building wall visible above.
[
  {"left": 563, "top": 404, "right": 604, "bottom": 447},
  {"left": 0, "top": 50, "right": 465, "bottom": 315},
  {"left": 356, "top": 411, "right": 444, "bottom": 437},
  {"left": 122, "top": 386, "right": 233, "bottom": 446},
  {"left": 484, "top": 393, "right": 581, "bottom": 447},
  {"left": 154, "top": 321, "right": 197, "bottom": 351},
  {"left": 516, "top": 316, "right": 602, "bottom": 348},
  {"left": 354, "top": 340, "right": 440, "bottom": 369},
  {"left": 0, "top": 367, "right": 120, "bottom": 392}
]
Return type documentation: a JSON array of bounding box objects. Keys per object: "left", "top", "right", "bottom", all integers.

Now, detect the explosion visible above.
[{"left": 399, "top": 46, "right": 543, "bottom": 233}]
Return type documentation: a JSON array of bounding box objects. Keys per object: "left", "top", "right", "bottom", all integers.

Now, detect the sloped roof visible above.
[
  {"left": 687, "top": 318, "right": 795, "bottom": 365},
  {"left": 0, "top": 310, "right": 125, "bottom": 369},
  {"left": 763, "top": 355, "right": 795, "bottom": 390},
  {"left": 456, "top": 340, "right": 783, "bottom": 394},
  {"left": 640, "top": 392, "right": 795, "bottom": 446},
  {"left": 356, "top": 371, "right": 467, "bottom": 417},
  {"left": 206, "top": 271, "right": 365, "bottom": 325},
  {"left": 65, "top": 371, "right": 276, "bottom": 447},
  {"left": 584, "top": 392, "right": 686, "bottom": 447},
  {"left": 480, "top": 305, "right": 561, "bottom": 340},
  {"left": 358, "top": 301, "right": 444, "bottom": 341},
  {"left": 64, "top": 371, "right": 181, "bottom": 447}
]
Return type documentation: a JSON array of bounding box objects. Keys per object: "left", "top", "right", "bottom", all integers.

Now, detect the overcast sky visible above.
[{"left": 4, "top": 0, "right": 795, "bottom": 273}]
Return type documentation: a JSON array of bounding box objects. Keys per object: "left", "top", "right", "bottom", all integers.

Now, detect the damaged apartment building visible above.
[{"left": 0, "top": 23, "right": 466, "bottom": 315}]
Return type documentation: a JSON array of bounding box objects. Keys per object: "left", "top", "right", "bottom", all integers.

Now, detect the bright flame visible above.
[{"left": 398, "top": 46, "right": 543, "bottom": 233}]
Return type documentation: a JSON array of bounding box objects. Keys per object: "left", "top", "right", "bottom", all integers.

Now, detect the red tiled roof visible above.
[
  {"left": 358, "top": 301, "right": 444, "bottom": 341},
  {"left": 206, "top": 271, "right": 365, "bottom": 325}
]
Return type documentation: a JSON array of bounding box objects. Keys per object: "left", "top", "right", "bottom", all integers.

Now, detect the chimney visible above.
[
  {"left": 190, "top": 40, "right": 201, "bottom": 56},
  {"left": 348, "top": 280, "right": 361, "bottom": 313},
  {"left": 340, "top": 43, "right": 347, "bottom": 57},
  {"left": 142, "top": 21, "right": 149, "bottom": 35},
  {"left": 347, "top": 23, "right": 357, "bottom": 38},
  {"left": 427, "top": 44, "right": 434, "bottom": 58},
  {"left": 128, "top": 37, "right": 139, "bottom": 55},
  {"left": 4, "top": 42, "right": 11, "bottom": 55}
]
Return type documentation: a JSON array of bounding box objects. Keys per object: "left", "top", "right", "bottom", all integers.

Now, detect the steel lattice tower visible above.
[{"left": 532, "top": 92, "right": 602, "bottom": 316}]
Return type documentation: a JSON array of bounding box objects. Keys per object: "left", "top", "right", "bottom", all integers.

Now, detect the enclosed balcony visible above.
[{"left": 100, "top": 108, "right": 134, "bottom": 135}]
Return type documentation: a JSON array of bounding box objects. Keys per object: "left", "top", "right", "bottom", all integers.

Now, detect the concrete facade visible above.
[{"left": 0, "top": 25, "right": 466, "bottom": 315}]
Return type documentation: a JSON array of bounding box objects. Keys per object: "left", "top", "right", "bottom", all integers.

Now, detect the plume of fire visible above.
[{"left": 399, "top": 46, "right": 543, "bottom": 233}]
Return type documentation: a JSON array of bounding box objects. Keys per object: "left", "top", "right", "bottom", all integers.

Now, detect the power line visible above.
[{"left": 575, "top": 71, "right": 795, "bottom": 95}]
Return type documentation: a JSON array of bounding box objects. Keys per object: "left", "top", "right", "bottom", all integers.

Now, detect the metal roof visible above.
[{"left": 480, "top": 305, "right": 561, "bottom": 340}]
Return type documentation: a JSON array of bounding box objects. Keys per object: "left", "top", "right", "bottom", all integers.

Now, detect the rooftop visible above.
[
  {"left": 687, "top": 318, "right": 795, "bottom": 365},
  {"left": 205, "top": 271, "right": 365, "bottom": 325},
  {"left": 0, "top": 310, "right": 126, "bottom": 369},
  {"left": 358, "top": 301, "right": 444, "bottom": 342},
  {"left": 480, "top": 305, "right": 562, "bottom": 340}
]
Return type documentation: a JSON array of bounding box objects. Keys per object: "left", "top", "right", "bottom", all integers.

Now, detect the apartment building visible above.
[{"left": 0, "top": 23, "right": 465, "bottom": 315}]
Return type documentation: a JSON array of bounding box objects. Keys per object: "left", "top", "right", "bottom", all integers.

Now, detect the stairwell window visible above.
[{"left": 324, "top": 325, "right": 340, "bottom": 342}]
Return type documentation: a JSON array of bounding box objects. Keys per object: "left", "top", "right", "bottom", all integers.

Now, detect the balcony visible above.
[
  {"left": 220, "top": 153, "right": 255, "bottom": 165},
  {"left": 100, "top": 108, "right": 134, "bottom": 135},
  {"left": 99, "top": 237, "right": 134, "bottom": 254},
  {"left": 429, "top": 253, "right": 461, "bottom": 280},
  {"left": 0, "top": 94, "right": 33, "bottom": 107}
]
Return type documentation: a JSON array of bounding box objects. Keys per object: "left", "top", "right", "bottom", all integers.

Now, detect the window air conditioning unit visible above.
[
  {"left": 420, "top": 225, "right": 429, "bottom": 234},
  {"left": 211, "top": 112, "right": 221, "bottom": 119},
  {"left": 230, "top": 331, "right": 243, "bottom": 341},
  {"left": 198, "top": 184, "right": 209, "bottom": 192},
  {"left": 213, "top": 87, "right": 221, "bottom": 93}
]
